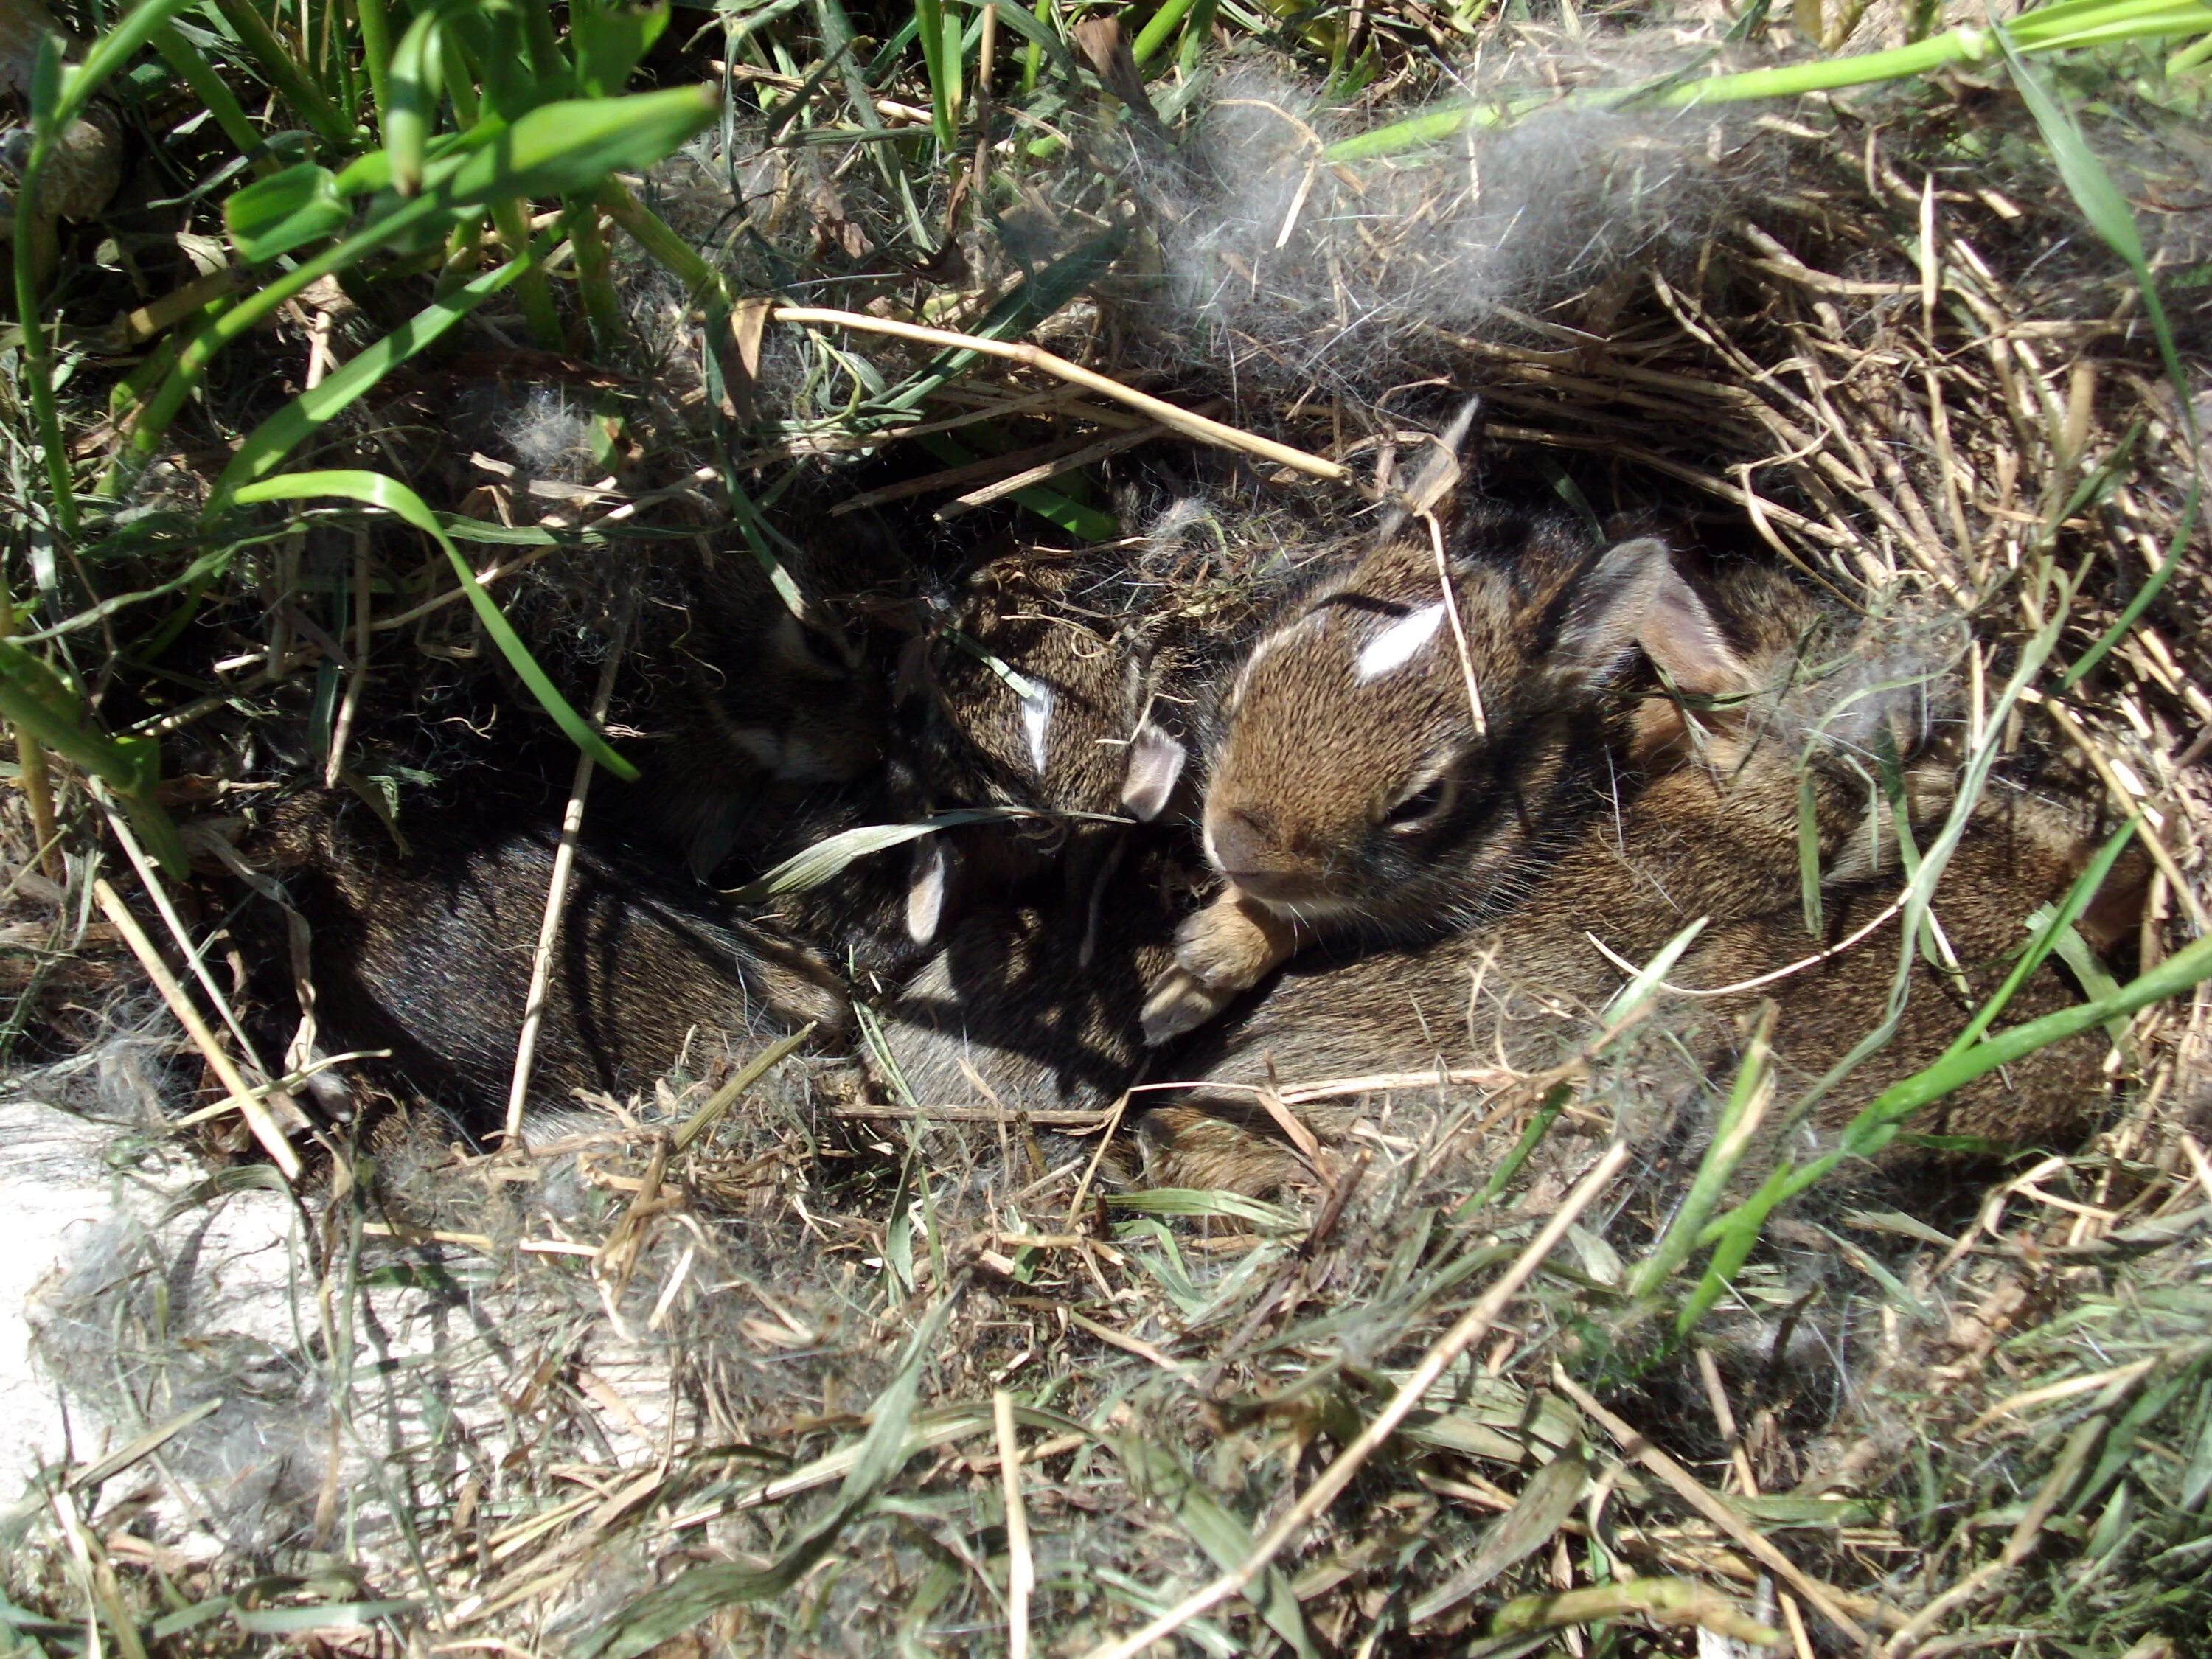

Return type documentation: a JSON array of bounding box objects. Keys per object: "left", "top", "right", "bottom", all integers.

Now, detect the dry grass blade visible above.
[
  {"left": 91, "top": 878, "right": 302, "bottom": 1178},
  {"left": 771, "top": 307, "right": 1352, "bottom": 483},
  {"left": 1549, "top": 1363, "right": 1882, "bottom": 1644},
  {"left": 995, "top": 1390, "right": 1033, "bottom": 1659},
  {"left": 504, "top": 599, "right": 635, "bottom": 1142},
  {"left": 1081, "top": 1140, "right": 1630, "bottom": 1659}
]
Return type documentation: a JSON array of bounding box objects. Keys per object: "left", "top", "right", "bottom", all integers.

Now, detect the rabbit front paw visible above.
[
  {"left": 1138, "top": 893, "right": 1297, "bottom": 1046},
  {"left": 1140, "top": 967, "right": 1235, "bottom": 1046},
  {"left": 1175, "top": 891, "right": 1296, "bottom": 989}
]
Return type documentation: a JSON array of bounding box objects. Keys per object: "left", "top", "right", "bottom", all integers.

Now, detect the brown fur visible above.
[
  {"left": 625, "top": 518, "right": 912, "bottom": 882},
  {"left": 1141, "top": 511, "right": 1954, "bottom": 1042},
  {"left": 1144, "top": 791, "right": 2139, "bottom": 1194},
  {"left": 250, "top": 793, "right": 850, "bottom": 1132}
]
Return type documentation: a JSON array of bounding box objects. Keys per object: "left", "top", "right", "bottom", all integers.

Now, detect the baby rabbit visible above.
[
  {"left": 1146, "top": 789, "right": 2143, "bottom": 1194},
  {"left": 1141, "top": 505, "right": 1813, "bottom": 1044},
  {"left": 249, "top": 790, "right": 850, "bottom": 1134},
  {"left": 867, "top": 843, "right": 1194, "bottom": 1117},
  {"left": 1130, "top": 535, "right": 2139, "bottom": 1190},
  {"left": 892, "top": 540, "right": 1207, "bottom": 953}
]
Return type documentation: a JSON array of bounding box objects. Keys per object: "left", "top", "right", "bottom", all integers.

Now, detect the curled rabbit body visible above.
[
  {"left": 859, "top": 544, "right": 1228, "bottom": 1114},
  {"left": 1144, "top": 790, "right": 2140, "bottom": 1194},
  {"left": 249, "top": 792, "right": 851, "bottom": 1133},
  {"left": 1132, "top": 542, "right": 2140, "bottom": 1192},
  {"left": 622, "top": 522, "right": 911, "bottom": 887},
  {"left": 1141, "top": 507, "right": 1839, "bottom": 1043}
]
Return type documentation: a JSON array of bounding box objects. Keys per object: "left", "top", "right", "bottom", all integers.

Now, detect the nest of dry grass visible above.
[{"left": 4, "top": 7, "right": 2211, "bottom": 1658}]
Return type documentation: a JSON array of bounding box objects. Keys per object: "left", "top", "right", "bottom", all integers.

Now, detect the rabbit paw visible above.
[
  {"left": 1174, "top": 893, "right": 1296, "bottom": 990},
  {"left": 1138, "top": 894, "right": 1297, "bottom": 1046},
  {"left": 1141, "top": 967, "right": 1235, "bottom": 1046}
]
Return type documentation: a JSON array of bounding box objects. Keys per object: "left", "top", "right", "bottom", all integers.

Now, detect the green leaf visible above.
[
  {"left": 0, "top": 639, "right": 188, "bottom": 872},
  {"left": 572, "top": 0, "right": 671, "bottom": 98},
  {"left": 231, "top": 472, "right": 638, "bottom": 782},
  {"left": 384, "top": 0, "right": 474, "bottom": 196},
  {"left": 1119, "top": 1435, "right": 1318, "bottom": 1658},
  {"left": 0, "top": 639, "right": 157, "bottom": 796},
  {"left": 1105, "top": 1188, "right": 1304, "bottom": 1232},
  {"left": 577, "top": 1294, "right": 961, "bottom": 1658},
  {"left": 437, "top": 85, "right": 719, "bottom": 216},
  {"left": 224, "top": 162, "right": 351, "bottom": 263},
  {"left": 722, "top": 808, "right": 1074, "bottom": 903},
  {"left": 215, "top": 243, "right": 547, "bottom": 498},
  {"left": 1410, "top": 1448, "right": 1590, "bottom": 1624}
]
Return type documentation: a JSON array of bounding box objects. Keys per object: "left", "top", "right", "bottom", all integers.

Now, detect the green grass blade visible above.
[
  {"left": 1598, "top": 914, "right": 1709, "bottom": 1039},
  {"left": 722, "top": 808, "right": 1062, "bottom": 903},
  {"left": 1941, "top": 815, "right": 2142, "bottom": 1054},
  {"left": 1996, "top": 24, "right": 2190, "bottom": 399},
  {"left": 1118, "top": 1435, "right": 1319, "bottom": 1658},
  {"left": 1131, "top": 0, "right": 1200, "bottom": 66},
  {"left": 914, "top": 0, "right": 958, "bottom": 149},
  {"left": 1458, "top": 1081, "right": 1573, "bottom": 1216},
  {"left": 1627, "top": 1006, "right": 1776, "bottom": 1298},
  {"left": 14, "top": 0, "right": 199, "bottom": 535},
  {"left": 1105, "top": 1189, "right": 1304, "bottom": 1231},
  {"left": 1680, "top": 929, "right": 2212, "bottom": 1332},
  {"left": 0, "top": 639, "right": 187, "bottom": 872},
  {"left": 230, "top": 471, "right": 638, "bottom": 781},
  {"left": 213, "top": 239, "right": 548, "bottom": 500},
  {"left": 573, "top": 0, "right": 671, "bottom": 97},
  {"left": 207, "top": 0, "right": 355, "bottom": 153},
  {"left": 383, "top": 0, "right": 467, "bottom": 196},
  {"left": 133, "top": 85, "right": 719, "bottom": 468},
  {"left": 1998, "top": 28, "right": 2204, "bottom": 695},
  {"left": 147, "top": 22, "right": 271, "bottom": 173}
]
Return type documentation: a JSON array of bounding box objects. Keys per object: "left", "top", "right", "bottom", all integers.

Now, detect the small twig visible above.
[
  {"left": 1, "top": 597, "right": 63, "bottom": 880},
  {"left": 1583, "top": 886, "right": 1910, "bottom": 998},
  {"left": 672, "top": 1025, "right": 815, "bottom": 1155},
  {"left": 995, "top": 1390, "right": 1033, "bottom": 1659},
  {"left": 324, "top": 536, "right": 372, "bottom": 788},
  {"left": 835, "top": 1102, "right": 1116, "bottom": 1128},
  {"left": 939, "top": 419, "right": 1175, "bottom": 518},
  {"left": 772, "top": 306, "right": 1351, "bottom": 482},
  {"left": 1879, "top": 1415, "right": 2104, "bottom": 1656},
  {"left": 2039, "top": 697, "right": 2211, "bottom": 931},
  {"left": 1130, "top": 1065, "right": 1519, "bottom": 1106},
  {"left": 1425, "top": 510, "right": 1488, "bottom": 737},
  {"left": 94, "top": 877, "right": 302, "bottom": 1178},
  {"left": 1079, "top": 1141, "right": 1629, "bottom": 1659},
  {"left": 97, "top": 785, "right": 307, "bottom": 1129},
  {"left": 504, "top": 598, "right": 635, "bottom": 1141}
]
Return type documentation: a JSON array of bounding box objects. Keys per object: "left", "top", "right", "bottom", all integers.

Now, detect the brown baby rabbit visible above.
[
  {"left": 1133, "top": 536, "right": 2139, "bottom": 1189},
  {"left": 251, "top": 791, "right": 851, "bottom": 1134},
  {"left": 1141, "top": 504, "right": 1857, "bottom": 1043},
  {"left": 855, "top": 538, "right": 1222, "bottom": 1116},
  {"left": 894, "top": 540, "right": 1205, "bottom": 953},
  {"left": 625, "top": 522, "right": 909, "bottom": 885},
  {"left": 1145, "top": 787, "right": 2142, "bottom": 1194}
]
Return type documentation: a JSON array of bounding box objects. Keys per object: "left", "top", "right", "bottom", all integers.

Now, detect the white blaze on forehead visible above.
[
  {"left": 1354, "top": 602, "right": 1447, "bottom": 684},
  {"left": 1018, "top": 682, "right": 1055, "bottom": 775}
]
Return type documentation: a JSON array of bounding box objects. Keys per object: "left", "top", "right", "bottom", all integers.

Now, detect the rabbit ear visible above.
[
  {"left": 907, "top": 838, "right": 952, "bottom": 947},
  {"left": 1121, "top": 720, "right": 1188, "bottom": 822},
  {"left": 1554, "top": 538, "right": 1752, "bottom": 694}
]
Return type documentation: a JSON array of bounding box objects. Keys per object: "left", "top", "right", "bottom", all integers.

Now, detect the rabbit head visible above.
[{"left": 1198, "top": 508, "right": 1760, "bottom": 936}]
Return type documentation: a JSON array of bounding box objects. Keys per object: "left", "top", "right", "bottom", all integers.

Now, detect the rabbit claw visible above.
[{"left": 1141, "top": 967, "right": 1235, "bottom": 1046}]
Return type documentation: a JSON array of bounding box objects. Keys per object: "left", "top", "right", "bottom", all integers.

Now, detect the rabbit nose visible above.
[{"left": 1205, "top": 807, "right": 1275, "bottom": 878}]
